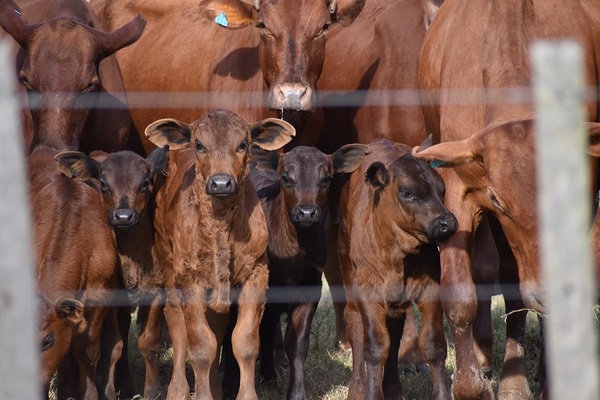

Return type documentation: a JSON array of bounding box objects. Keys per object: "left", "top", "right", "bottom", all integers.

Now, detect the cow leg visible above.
[
  {"left": 358, "top": 291, "right": 388, "bottom": 400},
  {"left": 258, "top": 304, "right": 280, "bottom": 382},
  {"left": 97, "top": 306, "right": 123, "bottom": 400},
  {"left": 182, "top": 287, "right": 217, "bottom": 400},
  {"left": 164, "top": 288, "right": 190, "bottom": 400},
  {"left": 232, "top": 268, "right": 268, "bottom": 400},
  {"left": 137, "top": 291, "right": 166, "bottom": 399},
  {"left": 382, "top": 312, "right": 404, "bottom": 400},
  {"left": 417, "top": 294, "right": 450, "bottom": 400},
  {"left": 285, "top": 286, "right": 321, "bottom": 400},
  {"left": 57, "top": 348, "right": 78, "bottom": 400},
  {"left": 114, "top": 306, "right": 135, "bottom": 399},
  {"left": 345, "top": 298, "right": 367, "bottom": 400},
  {"left": 72, "top": 306, "right": 107, "bottom": 400},
  {"left": 397, "top": 306, "right": 426, "bottom": 370}
]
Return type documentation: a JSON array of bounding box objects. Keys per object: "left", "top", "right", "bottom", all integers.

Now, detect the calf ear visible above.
[
  {"left": 0, "top": 4, "right": 39, "bottom": 49},
  {"left": 331, "top": 143, "right": 370, "bottom": 173},
  {"left": 89, "top": 150, "right": 108, "bottom": 163},
  {"left": 411, "top": 134, "right": 483, "bottom": 167},
  {"left": 365, "top": 162, "right": 389, "bottom": 188},
  {"left": 145, "top": 118, "right": 192, "bottom": 150},
  {"left": 199, "top": 0, "right": 256, "bottom": 29},
  {"left": 55, "top": 151, "right": 101, "bottom": 181},
  {"left": 147, "top": 145, "right": 169, "bottom": 177},
  {"left": 55, "top": 298, "right": 84, "bottom": 327},
  {"left": 587, "top": 122, "right": 600, "bottom": 158},
  {"left": 250, "top": 146, "right": 280, "bottom": 170},
  {"left": 250, "top": 118, "right": 296, "bottom": 151},
  {"left": 332, "top": 0, "right": 366, "bottom": 26},
  {"left": 417, "top": 133, "right": 434, "bottom": 151},
  {"left": 95, "top": 14, "right": 146, "bottom": 60}
]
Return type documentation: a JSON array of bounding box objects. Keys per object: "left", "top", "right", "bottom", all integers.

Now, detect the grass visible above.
[{"left": 50, "top": 281, "right": 599, "bottom": 399}]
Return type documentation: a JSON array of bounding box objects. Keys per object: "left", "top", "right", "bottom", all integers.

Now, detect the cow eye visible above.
[
  {"left": 99, "top": 180, "right": 111, "bottom": 194},
  {"left": 19, "top": 73, "right": 33, "bottom": 91},
  {"left": 320, "top": 175, "right": 332, "bottom": 188},
  {"left": 41, "top": 332, "right": 55, "bottom": 352},
  {"left": 140, "top": 179, "right": 151, "bottom": 192},
  {"left": 82, "top": 79, "right": 99, "bottom": 93},
  {"left": 195, "top": 140, "right": 206, "bottom": 153},
  {"left": 237, "top": 140, "right": 248, "bottom": 153},
  {"left": 399, "top": 188, "right": 416, "bottom": 201},
  {"left": 281, "top": 174, "right": 293, "bottom": 188}
]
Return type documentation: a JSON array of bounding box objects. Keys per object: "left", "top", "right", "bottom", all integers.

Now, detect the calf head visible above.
[
  {"left": 38, "top": 296, "right": 85, "bottom": 391},
  {"left": 199, "top": 0, "right": 365, "bottom": 114},
  {"left": 366, "top": 148, "right": 457, "bottom": 244},
  {"left": 54, "top": 147, "right": 168, "bottom": 230},
  {"left": 254, "top": 144, "right": 369, "bottom": 228},
  {"left": 0, "top": 4, "right": 146, "bottom": 151},
  {"left": 145, "top": 109, "right": 295, "bottom": 198}
]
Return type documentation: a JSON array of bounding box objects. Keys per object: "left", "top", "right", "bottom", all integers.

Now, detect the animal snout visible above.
[
  {"left": 206, "top": 174, "right": 238, "bottom": 196},
  {"left": 428, "top": 212, "right": 458, "bottom": 242},
  {"left": 109, "top": 208, "right": 140, "bottom": 228},
  {"left": 271, "top": 83, "right": 313, "bottom": 111},
  {"left": 291, "top": 205, "right": 320, "bottom": 227}
]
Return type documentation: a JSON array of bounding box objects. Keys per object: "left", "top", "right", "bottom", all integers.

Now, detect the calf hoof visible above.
[{"left": 451, "top": 369, "right": 495, "bottom": 400}]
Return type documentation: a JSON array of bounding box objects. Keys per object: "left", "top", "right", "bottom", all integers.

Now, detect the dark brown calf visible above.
[
  {"left": 238, "top": 144, "right": 368, "bottom": 399},
  {"left": 338, "top": 138, "right": 456, "bottom": 400},
  {"left": 0, "top": 0, "right": 145, "bottom": 153},
  {"left": 29, "top": 146, "right": 119, "bottom": 399},
  {"left": 56, "top": 147, "right": 169, "bottom": 399},
  {"left": 145, "top": 109, "right": 295, "bottom": 399}
]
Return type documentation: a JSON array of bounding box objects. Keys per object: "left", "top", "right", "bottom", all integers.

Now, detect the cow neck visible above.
[
  {"left": 370, "top": 207, "right": 425, "bottom": 262},
  {"left": 114, "top": 213, "right": 154, "bottom": 290}
]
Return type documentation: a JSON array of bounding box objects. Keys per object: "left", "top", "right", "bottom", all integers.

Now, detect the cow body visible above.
[
  {"left": 29, "top": 147, "right": 119, "bottom": 399},
  {"left": 91, "top": 0, "right": 366, "bottom": 155},
  {"left": 145, "top": 109, "right": 295, "bottom": 399},
  {"left": 338, "top": 138, "right": 456, "bottom": 400},
  {"left": 416, "top": 0, "right": 600, "bottom": 398},
  {"left": 0, "top": 0, "right": 145, "bottom": 154}
]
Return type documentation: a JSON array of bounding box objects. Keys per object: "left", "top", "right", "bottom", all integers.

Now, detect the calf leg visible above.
[
  {"left": 137, "top": 292, "right": 165, "bottom": 399},
  {"left": 382, "top": 313, "right": 404, "bottom": 400},
  {"left": 345, "top": 299, "right": 367, "bottom": 400},
  {"left": 97, "top": 307, "right": 123, "bottom": 400},
  {"left": 397, "top": 307, "right": 426, "bottom": 370},
  {"left": 285, "top": 287, "right": 321, "bottom": 400},
  {"left": 232, "top": 268, "right": 268, "bottom": 400},
  {"left": 258, "top": 304, "right": 280, "bottom": 382},
  {"left": 324, "top": 212, "right": 348, "bottom": 349},
  {"left": 164, "top": 288, "right": 190, "bottom": 400}
]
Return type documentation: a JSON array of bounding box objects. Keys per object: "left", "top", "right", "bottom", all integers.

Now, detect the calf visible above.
[
  {"left": 243, "top": 144, "right": 368, "bottom": 399},
  {"left": 29, "top": 146, "right": 119, "bottom": 399},
  {"left": 144, "top": 109, "right": 295, "bottom": 399},
  {"left": 55, "top": 147, "right": 169, "bottom": 399},
  {"left": 0, "top": 0, "right": 145, "bottom": 153},
  {"left": 338, "top": 138, "right": 457, "bottom": 400}
]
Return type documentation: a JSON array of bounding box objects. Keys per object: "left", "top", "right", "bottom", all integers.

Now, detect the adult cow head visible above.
[
  {"left": 0, "top": 3, "right": 146, "bottom": 152},
  {"left": 253, "top": 144, "right": 369, "bottom": 228},
  {"left": 54, "top": 147, "right": 169, "bottom": 231},
  {"left": 199, "top": 0, "right": 365, "bottom": 115},
  {"left": 145, "top": 109, "right": 295, "bottom": 199}
]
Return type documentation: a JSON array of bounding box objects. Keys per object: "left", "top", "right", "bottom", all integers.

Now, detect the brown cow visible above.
[
  {"left": 144, "top": 109, "right": 295, "bottom": 399},
  {"left": 91, "top": 0, "right": 366, "bottom": 154},
  {"left": 236, "top": 144, "right": 368, "bottom": 399},
  {"left": 338, "top": 138, "right": 456, "bottom": 400},
  {"left": 29, "top": 146, "right": 119, "bottom": 399},
  {"left": 416, "top": 0, "right": 600, "bottom": 398},
  {"left": 0, "top": 0, "right": 145, "bottom": 154},
  {"left": 56, "top": 147, "right": 169, "bottom": 399}
]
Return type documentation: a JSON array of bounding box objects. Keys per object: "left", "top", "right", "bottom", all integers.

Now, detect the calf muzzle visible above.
[
  {"left": 109, "top": 208, "right": 140, "bottom": 229},
  {"left": 206, "top": 173, "right": 238, "bottom": 196},
  {"left": 291, "top": 205, "right": 321, "bottom": 228},
  {"left": 427, "top": 212, "right": 458, "bottom": 242}
]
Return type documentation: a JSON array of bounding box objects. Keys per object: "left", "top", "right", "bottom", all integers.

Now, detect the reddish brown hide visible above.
[{"left": 145, "top": 109, "right": 295, "bottom": 399}]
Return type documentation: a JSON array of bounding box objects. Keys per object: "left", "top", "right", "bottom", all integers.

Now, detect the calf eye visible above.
[
  {"left": 139, "top": 179, "right": 151, "bottom": 192},
  {"left": 41, "top": 333, "right": 55, "bottom": 352},
  {"left": 320, "top": 175, "right": 332, "bottom": 188},
  {"left": 399, "top": 188, "right": 416, "bottom": 201},
  {"left": 99, "top": 180, "right": 111, "bottom": 194},
  {"left": 19, "top": 74, "right": 33, "bottom": 91},
  {"left": 82, "top": 79, "right": 99, "bottom": 93},
  {"left": 195, "top": 140, "right": 206, "bottom": 153},
  {"left": 281, "top": 174, "right": 293, "bottom": 188},
  {"left": 237, "top": 140, "right": 248, "bottom": 153}
]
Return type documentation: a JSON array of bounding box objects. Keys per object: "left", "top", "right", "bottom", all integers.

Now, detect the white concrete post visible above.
[
  {"left": 0, "top": 40, "right": 39, "bottom": 399},
  {"left": 532, "top": 39, "right": 600, "bottom": 400}
]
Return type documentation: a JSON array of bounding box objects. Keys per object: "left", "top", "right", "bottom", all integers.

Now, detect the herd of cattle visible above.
[{"left": 3, "top": 0, "right": 600, "bottom": 399}]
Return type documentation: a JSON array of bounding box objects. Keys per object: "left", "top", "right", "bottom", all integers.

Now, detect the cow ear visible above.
[
  {"left": 147, "top": 145, "right": 170, "bottom": 177},
  {"left": 0, "top": 2, "right": 39, "bottom": 49},
  {"left": 412, "top": 134, "right": 483, "bottom": 167},
  {"left": 55, "top": 298, "right": 84, "bottom": 327},
  {"left": 145, "top": 118, "right": 192, "bottom": 150},
  {"left": 251, "top": 146, "right": 280, "bottom": 170},
  {"left": 95, "top": 14, "right": 146, "bottom": 60},
  {"left": 331, "top": 143, "right": 370, "bottom": 173},
  {"left": 365, "top": 162, "right": 389, "bottom": 188},
  {"left": 55, "top": 151, "right": 101, "bottom": 181},
  {"left": 587, "top": 122, "right": 600, "bottom": 158},
  {"left": 250, "top": 118, "right": 296, "bottom": 151},
  {"left": 199, "top": 0, "right": 257, "bottom": 30},
  {"left": 332, "top": 0, "right": 366, "bottom": 26},
  {"left": 418, "top": 134, "right": 434, "bottom": 151},
  {"left": 421, "top": 0, "right": 442, "bottom": 31}
]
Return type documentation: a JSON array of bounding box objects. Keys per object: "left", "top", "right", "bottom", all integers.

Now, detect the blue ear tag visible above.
[
  {"left": 215, "top": 12, "right": 229, "bottom": 27},
  {"left": 430, "top": 159, "right": 445, "bottom": 168}
]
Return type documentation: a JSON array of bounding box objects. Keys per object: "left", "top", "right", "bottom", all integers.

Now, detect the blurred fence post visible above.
[
  {"left": 0, "top": 40, "right": 39, "bottom": 399},
  {"left": 532, "top": 39, "right": 600, "bottom": 400}
]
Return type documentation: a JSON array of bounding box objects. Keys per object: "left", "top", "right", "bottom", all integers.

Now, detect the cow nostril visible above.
[
  {"left": 110, "top": 208, "right": 138, "bottom": 228},
  {"left": 206, "top": 174, "right": 237, "bottom": 195}
]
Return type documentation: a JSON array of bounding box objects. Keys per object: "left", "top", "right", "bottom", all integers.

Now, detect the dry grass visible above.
[{"left": 50, "top": 282, "right": 599, "bottom": 400}]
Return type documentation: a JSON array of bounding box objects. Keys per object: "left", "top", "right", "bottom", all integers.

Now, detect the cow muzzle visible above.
[
  {"left": 109, "top": 208, "right": 141, "bottom": 229},
  {"left": 270, "top": 83, "right": 314, "bottom": 112},
  {"left": 291, "top": 205, "right": 321, "bottom": 228},
  {"left": 427, "top": 212, "right": 458, "bottom": 242},
  {"left": 206, "top": 174, "right": 238, "bottom": 196}
]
